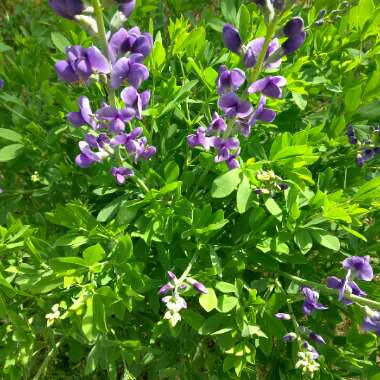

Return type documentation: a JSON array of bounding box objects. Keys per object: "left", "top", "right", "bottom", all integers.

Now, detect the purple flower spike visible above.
[
  {"left": 158, "top": 283, "right": 173, "bottom": 295},
  {"left": 247, "top": 76, "right": 287, "bottom": 98},
  {"left": 116, "top": 0, "right": 136, "bottom": 17},
  {"left": 362, "top": 312, "right": 380, "bottom": 336},
  {"left": 111, "top": 56, "right": 149, "bottom": 89},
  {"left": 342, "top": 256, "right": 373, "bottom": 281},
  {"left": 282, "top": 31, "right": 306, "bottom": 55},
  {"left": 218, "top": 93, "right": 253, "bottom": 119},
  {"left": 121, "top": 86, "right": 150, "bottom": 119},
  {"left": 309, "top": 332, "right": 326, "bottom": 345},
  {"left": 217, "top": 65, "right": 246, "bottom": 94},
  {"left": 111, "top": 167, "right": 134, "bottom": 185},
  {"left": 283, "top": 17, "right": 305, "bottom": 38},
  {"left": 48, "top": 0, "right": 84, "bottom": 19},
  {"left": 187, "top": 127, "right": 215, "bottom": 151},
  {"left": 223, "top": 24, "right": 242, "bottom": 54},
  {"left": 244, "top": 37, "right": 281, "bottom": 69},
  {"left": 301, "top": 287, "right": 327, "bottom": 316},
  {"left": 67, "top": 96, "right": 97, "bottom": 129},
  {"left": 208, "top": 112, "right": 227, "bottom": 133},
  {"left": 275, "top": 313, "right": 291, "bottom": 320},
  {"left": 282, "top": 332, "right": 297, "bottom": 342}
]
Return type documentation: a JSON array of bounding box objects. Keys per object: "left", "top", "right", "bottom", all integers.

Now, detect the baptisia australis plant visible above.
[
  {"left": 49, "top": 0, "right": 155, "bottom": 186},
  {"left": 187, "top": 1, "right": 306, "bottom": 171}
]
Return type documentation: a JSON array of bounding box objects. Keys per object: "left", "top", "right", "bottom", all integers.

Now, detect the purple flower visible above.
[
  {"left": 247, "top": 76, "right": 287, "bottom": 99},
  {"left": 303, "top": 342, "right": 319, "bottom": 359},
  {"left": 158, "top": 283, "right": 173, "bottom": 295},
  {"left": 238, "top": 96, "right": 276, "bottom": 137},
  {"left": 282, "top": 31, "right": 306, "bottom": 55},
  {"left": 67, "top": 96, "right": 97, "bottom": 129},
  {"left": 216, "top": 65, "right": 246, "bottom": 94},
  {"left": 109, "top": 27, "right": 153, "bottom": 62},
  {"left": 282, "top": 332, "right": 297, "bottom": 342},
  {"left": 111, "top": 55, "right": 149, "bottom": 89},
  {"left": 283, "top": 17, "right": 304, "bottom": 38},
  {"left": 327, "top": 276, "right": 366, "bottom": 304},
  {"left": 214, "top": 137, "right": 241, "bottom": 169},
  {"left": 187, "top": 278, "right": 208, "bottom": 294},
  {"left": 347, "top": 124, "right": 357, "bottom": 145},
  {"left": 362, "top": 312, "right": 380, "bottom": 336},
  {"left": 187, "top": 127, "right": 215, "bottom": 151},
  {"left": 218, "top": 93, "right": 253, "bottom": 119},
  {"left": 0, "top": 79, "right": 4, "bottom": 89},
  {"left": 309, "top": 332, "right": 326, "bottom": 345},
  {"left": 342, "top": 256, "right": 373, "bottom": 281},
  {"left": 115, "top": 0, "right": 136, "bottom": 17},
  {"left": 111, "top": 167, "right": 134, "bottom": 185},
  {"left": 301, "top": 287, "right": 327, "bottom": 316},
  {"left": 208, "top": 113, "right": 227, "bottom": 133},
  {"left": 356, "top": 149, "right": 375, "bottom": 167},
  {"left": 223, "top": 24, "right": 242, "bottom": 54},
  {"left": 48, "top": 0, "right": 84, "bottom": 19},
  {"left": 75, "top": 134, "right": 111, "bottom": 168},
  {"left": 55, "top": 46, "right": 110, "bottom": 83},
  {"left": 120, "top": 86, "right": 150, "bottom": 119},
  {"left": 275, "top": 313, "right": 291, "bottom": 320},
  {"left": 167, "top": 271, "right": 177, "bottom": 281},
  {"left": 96, "top": 105, "right": 135, "bottom": 133},
  {"left": 244, "top": 37, "right": 281, "bottom": 69}
]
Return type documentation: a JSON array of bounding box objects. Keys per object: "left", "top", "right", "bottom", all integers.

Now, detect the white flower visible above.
[
  {"left": 295, "top": 351, "right": 320, "bottom": 376},
  {"left": 162, "top": 294, "right": 187, "bottom": 313},
  {"left": 45, "top": 304, "right": 61, "bottom": 327},
  {"left": 164, "top": 310, "right": 182, "bottom": 327}
]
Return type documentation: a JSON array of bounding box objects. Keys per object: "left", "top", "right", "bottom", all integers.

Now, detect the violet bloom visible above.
[
  {"left": 214, "top": 137, "right": 241, "bottom": 169},
  {"left": 282, "top": 31, "right": 306, "bottom": 55},
  {"left": 158, "top": 283, "right": 173, "bottom": 295},
  {"left": 67, "top": 96, "right": 97, "bottom": 129},
  {"left": 0, "top": 79, "right": 4, "bottom": 89},
  {"left": 303, "top": 342, "right": 319, "bottom": 359},
  {"left": 342, "top": 256, "right": 373, "bottom": 281},
  {"left": 253, "top": 0, "right": 284, "bottom": 9},
  {"left": 327, "top": 276, "right": 366, "bottom": 304},
  {"left": 48, "top": 0, "right": 84, "bottom": 19},
  {"left": 187, "top": 278, "right": 208, "bottom": 294},
  {"left": 362, "top": 312, "right": 380, "bottom": 336},
  {"left": 309, "top": 332, "right": 326, "bottom": 345},
  {"left": 75, "top": 134, "right": 111, "bottom": 168},
  {"left": 275, "top": 312, "right": 291, "bottom": 320},
  {"left": 247, "top": 76, "right": 287, "bottom": 99},
  {"left": 167, "top": 271, "right": 177, "bottom": 281},
  {"left": 282, "top": 332, "right": 297, "bottom": 342},
  {"left": 96, "top": 105, "right": 135, "bottom": 133},
  {"left": 218, "top": 93, "right": 253, "bottom": 119},
  {"left": 115, "top": 0, "right": 136, "bottom": 17},
  {"left": 283, "top": 17, "right": 304, "bottom": 38},
  {"left": 55, "top": 46, "right": 110, "bottom": 83},
  {"left": 120, "top": 86, "right": 150, "bottom": 119},
  {"left": 223, "top": 24, "right": 242, "bottom": 54},
  {"left": 111, "top": 55, "right": 149, "bottom": 89},
  {"left": 244, "top": 37, "right": 282, "bottom": 69},
  {"left": 356, "top": 148, "right": 375, "bottom": 167},
  {"left": 208, "top": 113, "right": 227, "bottom": 133},
  {"left": 238, "top": 96, "right": 276, "bottom": 137},
  {"left": 187, "top": 127, "right": 215, "bottom": 151},
  {"left": 347, "top": 124, "right": 357, "bottom": 145},
  {"left": 111, "top": 167, "right": 134, "bottom": 185},
  {"left": 216, "top": 65, "right": 246, "bottom": 94},
  {"left": 301, "top": 287, "right": 327, "bottom": 316},
  {"left": 109, "top": 27, "right": 153, "bottom": 62}
]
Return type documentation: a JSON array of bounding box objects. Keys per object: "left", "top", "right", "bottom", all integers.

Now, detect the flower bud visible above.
[
  {"left": 282, "top": 332, "right": 297, "bottom": 342},
  {"left": 282, "top": 31, "right": 306, "bottom": 55},
  {"left": 309, "top": 332, "right": 326, "bottom": 345},
  {"left": 116, "top": 0, "right": 136, "bottom": 18},
  {"left": 0, "top": 79, "right": 4, "bottom": 89},
  {"left": 167, "top": 271, "right": 177, "bottom": 281},
  {"left": 275, "top": 312, "right": 291, "bottom": 320},
  {"left": 283, "top": 17, "right": 304, "bottom": 38},
  {"left": 223, "top": 24, "right": 242, "bottom": 54},
  {"left": 158, "top": 283, "right": 173, "bottom": 295},
  {"left": 187, "top": 278, "right": 208, "bottom": 294},
  {"left": 48, "top": 0, "right": 84, "bottom": 20}
]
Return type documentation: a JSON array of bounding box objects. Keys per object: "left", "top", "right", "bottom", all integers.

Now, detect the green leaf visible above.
[
  {"left": 0, "top": 128, "right": 22, "bottom": 143},
  {"left": 181, "top": 310, "right": 205, "bottom": 330},
  {"left": 82, "top": 298, "right": 96, "bottom": 342},
  {"left": 309, "top": 228, "right": 340, "bottom": 251},
  {"left": 51, "top": 32, "right": 70, "bottom": 53},
  {"left": 217, "top": 295, "right": 238, "bottom": 313},
  {"left": 211, "top": 169, "right": 241, "bottom": 198},
  {"left": 93, "top": 295, "right": 108, "bottom": 333},
  {"left": 215, "top": 282, "right": 237, "bottom": 293},
  {"left": 292, "top": 92, "right": 307, "bottom": 110},
  {"left": 113, "top": 234, "right": 133, "bottom": 264},
  {"left": 0, "top": 143, "right": 24, "bottom": 162},
  {"left": 264, "top": 198, "right": 282, "bottom": 221},
  {"left": 358, "top": 0, "right": 375, "bottom": 29},
  {"left": 353, "top": 176, "right": 380, "bottom": 202},
  {"left": 237, "top": 5, "right": 250, "bottom": 41},
  {"left": 210, "top": 246, "right": 223, "bottom": 278},
  {"left": 221, "top": 0, "right": 237, "bottom": 24},
  {"left": 353, "top": 100, "right": 380, "bottom": 121},
  {"left": 236, "top": 175, "right": 252, "bottom": 214},
  {"left": 164, "top": 161, "right": 179, "bottom": 182},
  {"left": 83, "top": 244, "right": 106, "bottom": 266},
  {"left": 199, "top": 288, "right": 218, "bottom": 312},
  {"left": 294, "top": 229, "right": 313, "bottom": 254}
]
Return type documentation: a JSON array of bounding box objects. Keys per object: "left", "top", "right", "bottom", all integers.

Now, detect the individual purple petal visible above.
[
  {"left": 208, "top": 112, "right": 227, "bottom": 133},
  {"left": 86, "top": 46, "right": 110, "bottom": 74},
  {"left": 187, "top": 278, "right": 208, "bottom": 294},
  {"left": 217, "top": 65, "right": 245, "bottom": 94},
  {"left": 127, "top": 62, "right": 149, "bottom": 89},
  {"left": 303, "top": 342, "right": 319, "bottom": 359},
  {"left": 342, "top": 256, "right": 373, "bottom": 281},
  {"left": 55, "top": 60, "right": 79, "bottom": 82},
  {"left": 309, "top": 332, "right": 326, "bottom": 345},
  {"left": 187, "top": 127, "right": 215, "bottom": 150},
  {"left": 117, "top": 0, "right": 136, "bottom": 17},
  {"left": 282, "top": 31, "right": 306, "bottom": 55},
  {"left": 111, "top": 166, "right": 134, "bottom": 184},
  {"left": 301, "top": 287, "right": 327, "bottom": 316},
  {"left": 0, "top": 79, "right": 4, "bottom": 89},
  {"left": 67, "top": 112, "right": 86, "bottom": 127},
  {"left": 283, "top": 17, "right": 304, "bottom": 38},
  {"left": 247, "top": 76, "right": 287, "bottom": 98},
  {"left": 158, "top": 283, "right": 173, "bottom": 295},
  {"left": 362, "top": 313, "right": 380, "bottom": 336},
  {"left": 111, "top": 57, "right": 130, "bottom": 88},
  {"left": 223, "top": 24, "right": 242, "bottom": 54},
  {"left": 346, "top": 124, "right": 358, "bottom": 145},
  {"left": 48, "top": 0, "right": 84, "bottom": 19}
]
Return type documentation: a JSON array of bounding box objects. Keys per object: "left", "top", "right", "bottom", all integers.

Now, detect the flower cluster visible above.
[
  {"left": 49, "top": 1, "right": 156, "bottom": 185},
  {"left": 254, "top": 169, "right": 288, "bottom": 194},
  {"left": 187, "top": 5, "right": 305, "bottom": 170},
  {"left": 159, "top": 271, "right": 207, "bottom": 327},
  {"left": 347, "top": 124, "right": 380, "bottom": 167}
]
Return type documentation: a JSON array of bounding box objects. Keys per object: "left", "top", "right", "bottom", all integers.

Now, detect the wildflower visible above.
[
  {"left": 283, "top": 17, "right": 305, "bottom": 38},
  {"left": 216, "top": 65, "right": 246, "bottom": 94},
  {"left": 295, "top": 346, "right": 320, "bottom": 375},
  {"left": 327, "top": 276, "right": 366, "bottom": 304},
  {"left": 75, "top": 134, "right": 111, "bottom": 168},
  {"left": 301, "top": 287, "right": 327, "bottom": 316},
  {"left": 309, "top": 332, "right": 326, "bottom": 345},
  {"left": 120, "top": 86, "right": 150, "bottom": 119},
  {"left": 111, "top": 167, "right": 134, "bottom": 185},
  {"left": 96, "top": 104, "right": 135, "bottom": 133},
  {"left": 218, "top": 93, "right": 253, "bottom": 119},
  {"left": 187, "top": 127, "right": 215, "bottom": 151},
  {"left": 187, "top": 278, "right": 208, "bottom": 294},
  {"left": 111, "top": 55, "right": 149, "bottom": 89},
  {"left": 362, "top": 309, "right": 380, "bottom": 336},
  {"left": 346, "top": 125, "right": 358, "bottom": 145},
  {"left": 45, "top": 304, "right": 61, "bottom": 327},
  {"left": 158, "top": 283, "right": 173, "bottom": 295},
  {"left": 223, "top": 24, "right": 242, "bottom": 54},
  {"left": 214, "top": 137, "right": 241, "bottom": 169},
  {"left": 342, "top": 256, "right": 373, "bottom": 281},
  {"left": 275, "top": 312, "right": 291, "bottom": 320},
  {"left": 162, "top": 294, "right": 187, "bottom": 327},
  {"left": 282, "top": 31, "right": 306, "bottom": 55},
  {"left": 0, "top": 79, "right": 4, "bottom": 89},
  {"left": 116, "top": 0, "right": 136, "bottom": 17},
  {"left": 282, "top": 332, "right": 297, "bottom": 341},
  {"left": 48, "top": 0, "right": 84, "bottom": 20},
  {"left": 208, "top": 113, "right": 227, "bottom": 133},
  {"left": 31, "top": 171, "right": 41, "bottom": 183},
  {"left": 67, "top": 96, "right": 97, "bottom": 129},
  {"left": 244, "top": 37, "right": 282, "bottom": 69},
  {"left": 247, "top": 76, "right": 287, "bottom": 99}
]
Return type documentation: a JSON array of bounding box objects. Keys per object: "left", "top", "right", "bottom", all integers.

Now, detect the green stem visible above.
[
  {"left": 92, "top": 0, "right": 116, "bottom": 107},
  {"left": 278, "top": 270, "right": 380, "bottom": 311},
  {"left": 177, "top": 249, "right": 199, "bottom": 285},
  {"left": 32, "top": 340, "right": 62, "bottom": 380},
  {"left": 131, "top": 175, "right": 150, "bottom": 194},
  {"left": 189, "top": 158, "right": 214, "bottom": 201}
]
